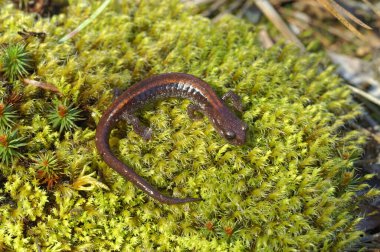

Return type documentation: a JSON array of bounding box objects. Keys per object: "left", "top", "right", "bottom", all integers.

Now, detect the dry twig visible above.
[
  {"left": 316, "top": 0, "right": 371, "bottom": 40},
  {"left": 23, "top": 79, "right": 62, "bottom": 95},
  {"left": 254, "top": 0, "right": 305, "bottom": 50}
]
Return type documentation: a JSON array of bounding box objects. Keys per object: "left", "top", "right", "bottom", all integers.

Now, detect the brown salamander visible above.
[{"left": 95, "top": 73, "right": 247, "bottom": 204}]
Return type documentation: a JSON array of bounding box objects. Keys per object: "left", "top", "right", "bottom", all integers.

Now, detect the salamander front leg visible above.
[
  {"left": 122, "top": 112, "right": 152, "bottom": 141},
  {"left": 222, "top": 90, "right": 243, "bottom": 112},
  {"left": 187, "top": 104, "right": 204, "bottom": 120}
]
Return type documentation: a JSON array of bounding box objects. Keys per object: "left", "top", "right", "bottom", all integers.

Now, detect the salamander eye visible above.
[
  {"left": 225, "top": 131, "right": 236, "bottom": 139},
  {"left": 241, "top": 123, "right": 248, "bottom": 131}
]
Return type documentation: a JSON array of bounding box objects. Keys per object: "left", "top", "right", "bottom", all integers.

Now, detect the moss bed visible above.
[{"left": 0, "top": 0, "right": 377, "bottom": 251}]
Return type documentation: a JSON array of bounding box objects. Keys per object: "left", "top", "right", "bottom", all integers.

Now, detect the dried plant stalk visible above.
[
  {"left": 316, "top": 0, "right": 371, "bottom": 40},
  {"left": 254, "top": 0, "right": 305, "bottom": 50},
  {"left": 23, "top": 78, "right": 61, "bottom": 95},
  {"left": 362, "top": 0, "right": 380, "bottom": 17}
]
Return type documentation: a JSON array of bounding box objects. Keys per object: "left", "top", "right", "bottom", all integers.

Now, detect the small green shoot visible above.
[
  {"left": 1, "top": 43, "right": 34, "bottom": 82},
  {"left": 0, "top": 129, "right": 26, "bottom": 166},
  {"left": 47, "top": 99, "right": 83, "bottom": 133}
]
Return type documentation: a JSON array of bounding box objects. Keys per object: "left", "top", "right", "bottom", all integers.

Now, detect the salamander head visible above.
[{"left": 212, "top": 108, "right": 247, "bottom": 145}]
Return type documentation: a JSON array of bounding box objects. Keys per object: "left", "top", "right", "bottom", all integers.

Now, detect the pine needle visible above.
[
  {"left": 58, "top": 0, "right": 112, "bottom": 43},
  {"left": 316, "top": 0, "right": 371, "bottom": 40}
]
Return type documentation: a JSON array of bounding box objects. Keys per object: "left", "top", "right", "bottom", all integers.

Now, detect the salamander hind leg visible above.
[
  {"left": 187, "top": 104, "right": 204, "bottom": 120},
  {"left": 222, "top": 90, "right": 243, "bottom": 112},
  {"left": 122, "top": 112, "right": 152, "bottom": 141}
]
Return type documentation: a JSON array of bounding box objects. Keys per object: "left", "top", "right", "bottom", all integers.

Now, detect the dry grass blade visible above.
[
  {"left": 316, "top": 0, "right": 371, "bottom": 40},
  {"left": 23, "top": 78, "right": 62, "bottom": 95},
  {"left": 254, "top": 0, "right": 305, "bottom": 50},
  {"left": 331, "top": 0, "right": 371, "bottom": 29},
  {"left": 201, "top": 0, "right": 228, "bottom": 17},
  {"left": 348, "top": 85, "right": 380, "bottom": 107},
  {"left": 213, "top": 0, "right": 244, "bottom": 21},
  {"left": 185, "top": 0, "right": 215, "bottom": 5},
  {"left": 72, "top": 167, "right": 109, "bottom": 191},
  {"left": 259, "top": 29, "right": 274, "bottom": 49},
  {"left": 362, "top": 0, "right": 380, "bottom": 17},
  {"left": 58, "top": 0, "right": 111, "bottom": 43}
]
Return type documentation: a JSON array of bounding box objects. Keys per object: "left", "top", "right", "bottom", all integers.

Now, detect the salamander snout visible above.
[
  {"left": 213, "top": 106, "right": 247, "bottom": 146},
  {"left": 222, "top": 121, "right": 248, "bottom": 145}
]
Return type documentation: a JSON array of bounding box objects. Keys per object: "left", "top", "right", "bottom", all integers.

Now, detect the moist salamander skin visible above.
[{"left": 95, "top": 73, "right": 247, "bottom": 204}]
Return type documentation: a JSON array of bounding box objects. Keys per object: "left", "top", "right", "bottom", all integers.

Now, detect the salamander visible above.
[{"left": 95, "top": 73, "right": 247, "bottom": 204}]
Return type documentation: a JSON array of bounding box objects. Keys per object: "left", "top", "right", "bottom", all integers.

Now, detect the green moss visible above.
[
  {"left": 1, "top": 42, "right": 34, "bottom": 82},
  {"left": 0, "top": 100, "right": 18, "bottom": 129},
  {"left": 0, "top": 0, "right": 377, "bottom": 251},
  {"left": 47, "top": 98, "right": 83, "bottom": 133},
  {"left": 0, "top": 129, "right": 26, "bottom": 166}
]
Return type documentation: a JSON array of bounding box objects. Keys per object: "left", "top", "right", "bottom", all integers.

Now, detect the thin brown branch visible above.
[
  {"left": 348, "top": 85, "right": 380, "bottom": 107},
  {"left": 254, "top": 0, "right": 305, "bottom": 50},
  {"left": 23, "top": 78, "right": 62, "bottom": 95}
]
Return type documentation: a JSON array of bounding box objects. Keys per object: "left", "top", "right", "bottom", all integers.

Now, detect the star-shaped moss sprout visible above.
[
  {"left": 1, "top": 43, "right": 34, "bottom": 82},
  {"left": 0, "top": 100, "right": 18, "bottom": 130},
  {"left": 0, "top": 129, "right": 26, "bottom": 166},
  {"left": 47, "top": 99, "right": 83, "bottom": 133},
  {"left": 32, "top": 151, "right": 61, "bottom": 189}
]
